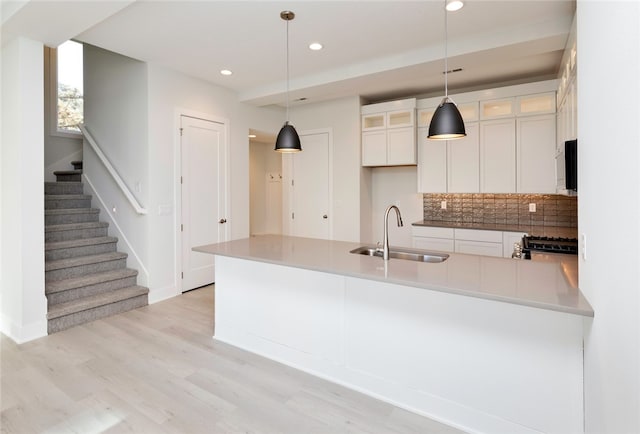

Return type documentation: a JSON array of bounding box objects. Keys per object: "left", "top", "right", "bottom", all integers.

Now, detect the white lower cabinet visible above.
[
  {"left": 412, "top": 226, "right": 526, "bottom": 258},
  {"left": 454, "top": 228, "right": 503, "bottom": 257},
  {"left": 413, "top": 236, "right": 455, "bottom": 253},
  {"left": 454, "top": 240, "right": 503, "bottom": 257}
]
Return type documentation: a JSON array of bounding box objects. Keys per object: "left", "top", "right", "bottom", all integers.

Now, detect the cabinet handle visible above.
[
  {"left": 323, "top": 214, "right": 328, "bottom": 219},
  {"left": 219, "top": 218, "right": 227, "bottom": 224}
]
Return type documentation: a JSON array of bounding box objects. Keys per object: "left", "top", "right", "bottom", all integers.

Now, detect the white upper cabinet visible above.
[
  {"left": 517, "top": 92, "right": 556, "bottom": 116},
  {"left": 362, "top": 99, "right": 416, "bottom": 167},
  {"left": 416, "top": 80, "right": 558, "bottom": 194},
  {"left": 447, "top": 122, "right": 480, "bottom": 193},
  {"left": 480, "top": 118, "right": 516, "bottom": 193},
  {"left": 517, "top": 114, "right": 557, "bottom": 193},
  {"left": 417, "top": 127, "right": 447, "bottom": 193},
  {"left": 480, "top": 98, "right": 514, "bottom": 120}
]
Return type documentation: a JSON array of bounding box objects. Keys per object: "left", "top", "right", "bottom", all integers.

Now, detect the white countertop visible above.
[{"left": 194, "top": 235, "right": 593, "bottom": 317}]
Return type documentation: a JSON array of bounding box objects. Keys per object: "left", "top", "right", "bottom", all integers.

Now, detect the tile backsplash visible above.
[{"left": 423, "top": 193, "right": 578, "bottom": 227}]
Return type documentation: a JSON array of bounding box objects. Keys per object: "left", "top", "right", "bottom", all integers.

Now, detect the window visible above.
[{"left": 55, "top": 40, "right": 83, "bottom": 134}]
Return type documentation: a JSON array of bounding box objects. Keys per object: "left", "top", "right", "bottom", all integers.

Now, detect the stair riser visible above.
[
  {"left": 55, "top": 174, "right": 82, "bottom": 182},
  {"left": 48, "top": 294, "right": 148, "bottom": 334},
  {"left": 47, "top": 275, "right": 138, "bottom": 306},
  {"left": 46, "top": 257, "right": 126, "bottom": 281},
  {"left": 45, "top": 212, "right": 99, "bottom": 225},
  {"left": 45, "top": 183, "right": 83, "bottom": 195},
  {"left": 45, "top": 198, "right": 91, "bottom": 210},
  {"left": 45, "top": 227, "right": 108, "bottom": 242},
  {"left": 46, "top": 242, "right": 117, "bottom": 261}
]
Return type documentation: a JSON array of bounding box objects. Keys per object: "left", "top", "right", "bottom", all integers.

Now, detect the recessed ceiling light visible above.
[
  {"left": 309, "top": 42, "right": 323, "bottom": 51},
  {"left": 248, "top": 134, "right": 257, "bottom": 138},
  {"left": 220, "top": 69, "right": 233, "bottom": 76},
  {"left": 445, "top": 0, "right": 464, "bottom": 12}
]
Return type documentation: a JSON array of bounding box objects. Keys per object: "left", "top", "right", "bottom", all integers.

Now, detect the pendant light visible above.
[
  {"left": 428, "top": 0, "right": 466, "bottom": 140},
  {"left": 274, "top": 10, "right": 302, "bottom": 153}
]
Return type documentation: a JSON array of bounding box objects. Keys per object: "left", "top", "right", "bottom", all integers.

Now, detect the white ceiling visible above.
[{"left": 3, "top": 0, "right": 575, "bottom": 109}]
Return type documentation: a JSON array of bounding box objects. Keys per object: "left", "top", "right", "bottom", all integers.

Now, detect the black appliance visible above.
[
  {"left": 521, "top": 236, "right": 579, "bottom": 259},
  {"left": 565, "top": 139, "right": 578, "bottom": 191}
]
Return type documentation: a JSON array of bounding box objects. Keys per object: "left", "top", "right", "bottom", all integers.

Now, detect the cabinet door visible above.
[
  {"left": 417, "top": 127, "right": 447, "bottom": 193},
  {"left": 387, "top": 127, "right": 416, "bottom": 165},
  {"left": 480, "top": 118, "right": 516, "bottom": 193},
  {"left": 413, "top": 237, "right": 455, "bottom": 253},
  {"left": 454, "top": 240, "right": 503, "bottom": 257},
  {"left": 362, "top": 131, "right": 387, "bottom": 166},
  {"left": 362, "top": 113, "right": 386, "bottom": 130},
  {"left": 447, "top": 122, "right": 480, "bottom": 193},
  {"left": 517, "top": 114, "right": 556, "bottom": 193}
]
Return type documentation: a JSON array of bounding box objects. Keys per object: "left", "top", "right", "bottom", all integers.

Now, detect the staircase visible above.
[{"left": 45, "top": 161, "right": 149, "bottom": 334}]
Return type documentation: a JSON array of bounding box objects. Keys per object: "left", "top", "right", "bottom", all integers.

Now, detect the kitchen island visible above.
[{"left": 195, "top": 235, "right": 592, "bottom": 434}]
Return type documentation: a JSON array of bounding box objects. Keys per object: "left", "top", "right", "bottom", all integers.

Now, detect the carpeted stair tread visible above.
[
  {"left": 45, "top": 236, "right": 118, "bottom": 251},
  {"left": 47, "top": 285, "right": 149, "bottom": 320},
  {"left": 45, "top": 251, "right": 127, "bottom": 272},
  {"left": 45, "top": 194, "right": 91, "bottom": 201},
  {"left": 45, "top": 221, "right": 108, "bottom": 232},
  {"left": 46, "top": 268, "right": 139, "bottom": 294},
  {"left": 45, "top": 208, "right": 100, "bottom": 216},
  {"left": 53, "top": 170, "right": 83, "bottom": 176}
]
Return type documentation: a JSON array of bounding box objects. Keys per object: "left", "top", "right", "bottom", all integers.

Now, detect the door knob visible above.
[
  {"left": 323, "top": 214, "right": 328, "bottom": 219},
  {"left": 219, "top": 218, "right": 227, "bottom": 224}
]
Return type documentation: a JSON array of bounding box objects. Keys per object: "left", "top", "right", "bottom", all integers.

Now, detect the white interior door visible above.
[
  {"left": 181, "top": 115, "right": 227, "bottom": 291},
  {"left": 289, "top": 131, "right": 331, "bottom": 239}
]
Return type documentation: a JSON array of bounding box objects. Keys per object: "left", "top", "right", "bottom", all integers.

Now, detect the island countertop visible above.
[{"left": 194, "top": 234, "right": 593, "bottom": 317}]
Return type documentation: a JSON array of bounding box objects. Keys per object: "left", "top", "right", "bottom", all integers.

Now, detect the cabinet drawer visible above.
[
  {"left": 455, "top": 240, "right": 503, "bottom": 257},
  {"left": 454, "top": 228, "right": 503, "bottom": 243},
  {"left": 412, "top": 237, "right": 455, "bottom": 253},
  {"left": 412, "top": 226, "right": 455, "bottom": 239}
]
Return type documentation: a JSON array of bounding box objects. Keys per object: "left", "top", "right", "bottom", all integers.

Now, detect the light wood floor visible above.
[{"left": 1, "top": 285, "right": 464, "bottom": 434}]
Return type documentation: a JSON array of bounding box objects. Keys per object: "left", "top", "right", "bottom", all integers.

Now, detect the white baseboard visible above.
[
  {"left": 1, "top": 317, "right": 47, "bottom": 344},
  {"left": 148, "top": 285, "right": 178, "bottom": 304}
]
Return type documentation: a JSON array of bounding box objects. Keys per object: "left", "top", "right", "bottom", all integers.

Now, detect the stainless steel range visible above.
[{"left": 521, "top": 236, "right": 579, "bottom": 259}]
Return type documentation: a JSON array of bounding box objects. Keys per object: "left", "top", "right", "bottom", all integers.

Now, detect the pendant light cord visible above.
[
  {"left": 444, "top": 0, "right": 449, "bottom": 99},
  {"left": 285, "top": 17, "right": 290, "bottom": 122}
]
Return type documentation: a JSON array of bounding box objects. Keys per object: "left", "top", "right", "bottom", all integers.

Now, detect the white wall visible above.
[
  {"left": 369, "top": 166, "right": 423, "bottom": 248},
  {"left": 289, "top": 96, "right": 362, "bottom": 242},
  {"left": 249, "top": 140, "right": 282, "bottom": 236},
  {"left": 578, "top": 2, "right": 640, "bottom": 433},
  {"left": 83, "top": 44, "right": 148, "bottom": 204},
  {"left": 0, "top": 37, "right": 48, "bottom": 343},
  {"left": 146, "top": 64, "right": 283, "bottom": 300},
  {"left": 83, "top": 44, "right": 149, "bottom": 286}
]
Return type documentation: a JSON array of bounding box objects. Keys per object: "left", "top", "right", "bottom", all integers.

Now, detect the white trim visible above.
[
  {"left": 147, "top": 284, "right": 178, "bottom": 304},
  {"left": 83, "top": 173, "right": 150, "bottom": 287},
  {"left": 0, "top": 317, "right": 47, "bottom": 344},
  {"left": 80, "top": 125, "right": 147, "bottom": 215},
  {"left": 174, "top": 107, "right": 231, "bottom": 294}
]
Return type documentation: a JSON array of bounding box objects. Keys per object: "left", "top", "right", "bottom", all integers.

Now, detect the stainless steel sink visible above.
[{"left": 350, "top": 246, "right": 449, "bottom": 263}]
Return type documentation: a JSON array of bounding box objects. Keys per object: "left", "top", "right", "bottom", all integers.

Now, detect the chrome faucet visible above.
[{"left": 381, "top": 205, "right": 403, "bottom": 260}]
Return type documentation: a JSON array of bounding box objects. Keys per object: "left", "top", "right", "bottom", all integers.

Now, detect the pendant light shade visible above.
[
  {"left": 275, "top": 11, "right": 302, "bottom": 153},
  {"left": 428, "top": 97, "right": 466, "bottom": 140},
  {"left": 428, "top": 1, "right": 466, "bottom": 140},
  {"left": 275, "top": 121, "right": 302, "bottom": 153}
]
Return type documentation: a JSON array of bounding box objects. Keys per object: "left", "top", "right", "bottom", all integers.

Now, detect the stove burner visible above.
[{"left": 522, "top": 236, "right": 578, "bottom": 258}]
